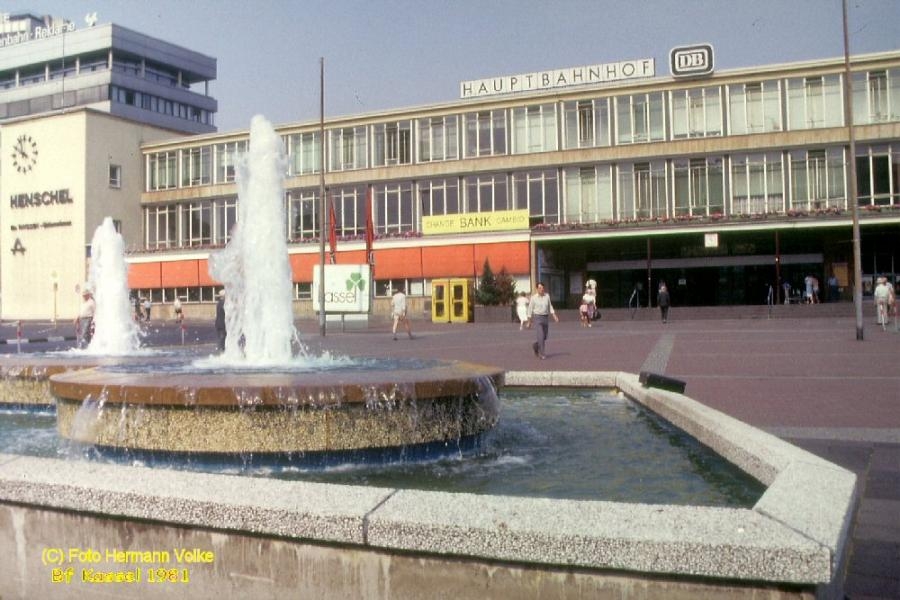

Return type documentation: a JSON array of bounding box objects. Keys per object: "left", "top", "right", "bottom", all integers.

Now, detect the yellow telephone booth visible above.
[
  {"left": 449, "top": 278, "right": 473, "bottom": 323},
  {"left": 431, "top": 279, "right": 450, "bottom": 323}
]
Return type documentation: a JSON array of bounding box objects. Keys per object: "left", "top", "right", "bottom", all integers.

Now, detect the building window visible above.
[
  {"left": 417, "top": 115, "right": 459, "bottom": 162},
  {"left": 181, "top": 146, "right": 212, "bottom": 187},
  {"left": 286, "top": 132, "right": 321, "bottom": 176},
  {"left": 329, "top": 186, "right": 368, "bottom": 237},
  {"left": 670, "top": 86, "right": 723, "bottom": 139},
  {"left": 786, "top": 75, "right": 842, "bottom": 130},
  {"left": 856, "top": 144, "right": 900, "bottom": 207},
  {"left": 673, "top": 157, "right": 725, "bottom": 217},
  {"left": 463, "top": 109, "right": 507, "bottom": 158},
  {"left": 214, "top": 141, "right": 247, "bottom": 184},
  {"left": 615, "top": 92, "right": 665, "bottom": 144},
  {"left": 109, "top": 164, "right": 122, "bottom": 188},
  {"left": 419, "top": 178, "right": 460, "bottom": 216},
  {"left": 563, "top": 98, "right": 611, "bottom": 149},
  {"left": 790, "top": 148, "right": 845, "bottom": 210},
  {"left": 145, "top": 204, "right": 179, "bottom": 249},
  {"left": 464, "top": 173, "right": 509, "bottom": 213},
  {"left": 730, "top": 153, "right": 785, "bottom": 214},
  {"left": 513, "top": 170, "right": 559, "bottom": 225},
  {"left": 728, "top": 80, "right": 782, "bottom": 134},
  {"left": 147, "top": 152, "right": 178, "bottom": 191},
  {"left": 329, "top": 126, "right": 368, "bottom": 171},
  {"left": 294, "top": 282, "right": 313, "bottom": 300},
  {"left": 214, "top": 198, "right": 237, "bottom": 245},
  {"left": 374, "top": 182, "right": 413, "bottom": 234},
  {"left": 288, "top": 188, "right": 319, "bottom": 241},
  {"left": 183, "top": 200, "right": 213, "bottom": 246},
  {"left": 511, "top": 103, "right": 558, "bottom": 154},
  {"left": 853, "top": 69, "right": 900, "bottom": 125},
  {"left": 617, "top": 161, "right": 667, "bottom": 219},
  {"left": 563, "top": 165, "right": 613, "bottom": 223},
  {"left": 373, "top": 121, "right": 412, "bottom": 166}
]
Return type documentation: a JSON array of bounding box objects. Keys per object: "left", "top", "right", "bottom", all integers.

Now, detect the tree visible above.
[
  {"left": 475, "top": 259, "right": 499, "bottom": 305},
  {"left": 476, "top": 259, "right": 517, "bottom": 305},
  {"left": 495, "top": 266, "right": 517, "bottom": 306}
]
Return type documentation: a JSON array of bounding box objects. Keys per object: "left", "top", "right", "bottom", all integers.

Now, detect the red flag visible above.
[
  {"left": 365, "top": 186, "right": 374, "bottom": 264},
  {"left": 328, "top": 198, "right": 337, "bottom": 263}
]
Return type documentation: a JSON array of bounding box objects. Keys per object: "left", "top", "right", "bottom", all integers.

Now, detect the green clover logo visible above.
[{"left": 346, "top": 272, "right": 366, "bottom": 292}]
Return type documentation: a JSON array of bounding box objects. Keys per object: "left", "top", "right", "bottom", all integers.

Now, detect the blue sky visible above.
[{"left": 6, "top": 0, "right": 899, "bottom": 132}]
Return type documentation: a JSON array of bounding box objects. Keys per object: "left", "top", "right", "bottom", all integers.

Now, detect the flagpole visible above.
[{"left": 318, "top": 57, "right": 327, "bottom": 337}]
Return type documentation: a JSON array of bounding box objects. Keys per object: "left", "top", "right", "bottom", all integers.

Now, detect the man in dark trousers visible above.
[
  {"left": 658, "top": 283, "right": 671, "bottom": 323},
  {"left": 215, "top": 289, "right": 227, "bottom": 351}
]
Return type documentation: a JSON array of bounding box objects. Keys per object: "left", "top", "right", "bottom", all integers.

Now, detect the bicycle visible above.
[{"left": 627, "top": 288, "right": 640, "bottom": 319}]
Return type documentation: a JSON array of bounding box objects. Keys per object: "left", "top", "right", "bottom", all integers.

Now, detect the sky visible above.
[{"left": 6, "top": 0, "right": 899, "bottom": 132}]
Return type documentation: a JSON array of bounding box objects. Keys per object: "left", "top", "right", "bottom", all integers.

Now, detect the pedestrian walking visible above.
[
  {"left": 526, "top": 282, "right": 558, "bottom": 359},
  {"left": 215, "top": 290, "right": 227, "bottom": 351},
  {"left": 580, "top": 285, "right": 596, "bottom": 327},
  {"left": 74, "top": 287, "right": 96, "bottom": 349},
  {"left": 515, "top": 292, "right": 530, "bottom": 330},
  {"left": 173, "top": 297, "right": 183, "bottom": 324},
  {"left": 874, "top": 276, "right": 893, "bottom": 330},
  {"left": 391, "top": 287, "right": 413, "bottom": 340},
  {"left": 658, "top": 283, "right": 671, "bottom": 323}
]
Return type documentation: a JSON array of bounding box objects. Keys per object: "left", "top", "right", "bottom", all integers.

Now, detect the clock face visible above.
[{"left": 12, "top": 134, "right": 38, "bottom": 173}]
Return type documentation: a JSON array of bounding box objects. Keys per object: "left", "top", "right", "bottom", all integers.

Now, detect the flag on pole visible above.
[
  {"left": 328, "top": 197, "right": 337, "bottom": 264},
  {"left": 365, "top": 185, "right": 374, "bottom": 265}
]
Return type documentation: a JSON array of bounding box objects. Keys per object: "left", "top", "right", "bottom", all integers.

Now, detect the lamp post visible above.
[
  {"left": 318, "top": 57, "right": 327, "bottom": 337},
  {"left": 842, "top": 0, "right": 864, "bottom": 340}
]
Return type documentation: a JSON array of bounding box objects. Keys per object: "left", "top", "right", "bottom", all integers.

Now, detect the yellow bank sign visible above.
[{"left": 422, "top": 209, "right": 530, "bottom": 235}]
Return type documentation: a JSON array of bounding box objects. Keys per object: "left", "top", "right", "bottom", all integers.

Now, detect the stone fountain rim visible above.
[{"left": 49, "top": 359, "right": 505, "bottom": 406}]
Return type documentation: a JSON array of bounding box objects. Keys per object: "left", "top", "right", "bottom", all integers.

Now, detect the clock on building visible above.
[{"left": 12, "top": 134, "right": 38, "bottom": 173}]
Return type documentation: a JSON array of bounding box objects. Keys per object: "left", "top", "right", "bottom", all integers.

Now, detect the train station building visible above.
[{"left": 2, "top": 11, "right": 899, "bottom": 320}]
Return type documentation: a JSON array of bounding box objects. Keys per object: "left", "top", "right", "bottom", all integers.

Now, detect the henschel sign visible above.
[{"left": 670, "top": 44, "right": 714, "bottom": 78}]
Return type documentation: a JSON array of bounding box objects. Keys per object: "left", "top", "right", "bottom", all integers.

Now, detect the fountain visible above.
[
  {"left": 0, "top": 217, "right": 148, "bottom": 408},
  {"left": 85, "top": 217, "right": 144, "bottom": 355},
  {"left": 50, "top": 115, "right": 502, "bottom": 457}
]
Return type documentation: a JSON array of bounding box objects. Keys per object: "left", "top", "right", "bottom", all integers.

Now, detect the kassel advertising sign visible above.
[{"left": 312, "top": 264, "right": 371, "bottom": 313}]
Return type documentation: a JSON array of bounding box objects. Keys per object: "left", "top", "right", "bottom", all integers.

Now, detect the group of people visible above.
[
  {"left": 579, "top": 279, "right": 599, "bottom": 327},
  {"left": 132, "top": 296, "right": 152, "bottom": 322}
]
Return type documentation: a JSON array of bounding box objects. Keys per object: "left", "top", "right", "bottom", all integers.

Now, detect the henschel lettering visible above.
[{"left": 10, "top": 189, "right": 73, "bottom": 209}]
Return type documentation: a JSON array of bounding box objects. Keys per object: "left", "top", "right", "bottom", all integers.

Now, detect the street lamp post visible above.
[{"left": 842, "top": 0, "right": 864, "bottom": 340}]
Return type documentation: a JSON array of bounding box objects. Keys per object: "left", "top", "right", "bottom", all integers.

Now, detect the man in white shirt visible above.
[
  {"left": 526, "top": 282, "right": 558, "bottom": 359},
  {"left": 391, "top": 287, "right": 413, "bottom": 340},
  {"left": 74, "top": 288, "right": 96, "bottom": 348}
]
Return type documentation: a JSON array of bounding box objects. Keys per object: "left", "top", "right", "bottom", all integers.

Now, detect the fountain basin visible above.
[
  {"left": 0, "top": 355, "right": 128, "bottom": 408},
  {"left": 0, "top": 371, "right": 857, "bottom": 597},
  {"left": 51, "top": 360, "right": 503, "bottom": 454}
]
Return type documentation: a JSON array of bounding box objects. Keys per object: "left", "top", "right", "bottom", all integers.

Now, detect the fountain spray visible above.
[{"left": 209, "top": 115, "right": 298, "bottom": 365}]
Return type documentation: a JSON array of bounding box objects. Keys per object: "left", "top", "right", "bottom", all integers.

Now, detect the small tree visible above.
[
  {"left": 475, "top": 259, "right": 500, "bottom": 305},
  {"left": 495, "top": 266, "right": 517, "bottom": 305}
]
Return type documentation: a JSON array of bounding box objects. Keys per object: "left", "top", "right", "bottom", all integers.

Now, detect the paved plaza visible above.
[{"left": 2, "top": 306, "right": 898, "bottom": 598}]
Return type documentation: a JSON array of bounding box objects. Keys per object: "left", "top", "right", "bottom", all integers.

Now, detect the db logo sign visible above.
[{"left": 670, "top": 44, "right": 714, "bottom": 77}]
